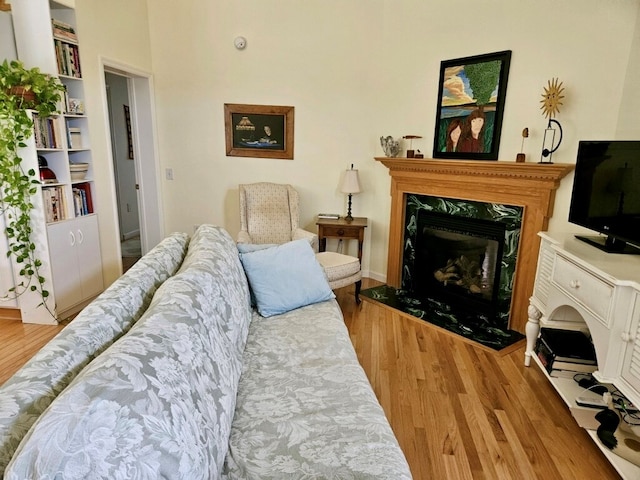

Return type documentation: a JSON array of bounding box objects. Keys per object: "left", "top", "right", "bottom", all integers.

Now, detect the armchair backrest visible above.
[{"left": 239, "top": 183, "right": 301, "bottom": 244}]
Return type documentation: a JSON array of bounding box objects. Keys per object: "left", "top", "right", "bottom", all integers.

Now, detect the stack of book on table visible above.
[
  {"left": 535, "top": 327, "right": 597, "bottom": 377},
  {"left": 317, "top": 213, "right": 340, "bottom": 219}
]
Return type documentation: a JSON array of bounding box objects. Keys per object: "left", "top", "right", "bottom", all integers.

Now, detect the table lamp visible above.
[{"left": 340, "top": 164, "right": 361, "bottom": 222}]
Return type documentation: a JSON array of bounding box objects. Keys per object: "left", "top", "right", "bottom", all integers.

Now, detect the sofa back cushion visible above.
[
  {"left": 0, "top": 232, "right": 189, "bottom": 477},
  {"left": 5, "top": 225, "right": 252, "bottom": 479}
]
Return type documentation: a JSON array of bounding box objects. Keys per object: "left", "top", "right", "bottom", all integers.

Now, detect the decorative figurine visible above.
[
  {"left": 380, "top": 136, "right": 401, "bottom": 157},
  {"left": 403, "top": 135, "right": 422, "bottom": 158},
  {"left": 539, "top": 78, "right": 565, "bottom": 163},
  {"left": 516, "top": 127, "right": 529, "bottom": 162}
]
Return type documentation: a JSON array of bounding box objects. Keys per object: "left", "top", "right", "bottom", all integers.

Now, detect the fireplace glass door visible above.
[{"left": 412, "top": 211, "right": 506, "bottom": 317}]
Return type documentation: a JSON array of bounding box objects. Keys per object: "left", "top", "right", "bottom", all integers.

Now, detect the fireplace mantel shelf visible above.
[
  {"left": 375, "top": 157, "right": 574, "bottom": 182},
  {"left": 376, "top": 157, "right": 575, "bottom": 334}
]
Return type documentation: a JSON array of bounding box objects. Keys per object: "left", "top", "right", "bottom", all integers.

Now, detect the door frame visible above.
[{"left": 100, "top": 58, "right": 164, "bottom": 257}]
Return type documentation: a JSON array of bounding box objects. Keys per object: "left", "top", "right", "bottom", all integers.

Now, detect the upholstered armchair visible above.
[
  {"left": 238, "top": 182, "right": 362, "bottom": 303},
  {"left": 237, "top": 183, "right": 318, "bottom": 251}
]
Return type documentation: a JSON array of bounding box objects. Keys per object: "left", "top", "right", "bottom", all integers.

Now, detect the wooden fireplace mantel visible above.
[{"left": 376, "top": 157, "right": 574, "bottom": 333}]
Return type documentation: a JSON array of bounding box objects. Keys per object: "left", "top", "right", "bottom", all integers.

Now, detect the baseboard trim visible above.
[
  {"left": 122, "top": 229, "right": 140, "bottom": 241},
  {"left": 0, "top": 308, "right": 22, "bottom": 322}
]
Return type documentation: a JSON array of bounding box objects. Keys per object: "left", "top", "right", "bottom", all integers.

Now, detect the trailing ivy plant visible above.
[{"left": 0, "top": 60, "right": 65, "bottom": 316}]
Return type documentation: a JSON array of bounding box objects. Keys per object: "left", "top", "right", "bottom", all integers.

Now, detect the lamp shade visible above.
[{"left": 340, "top": 168, "right": 361, "bottom": 194}]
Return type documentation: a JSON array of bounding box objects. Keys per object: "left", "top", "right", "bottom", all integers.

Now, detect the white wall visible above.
[
  {"left": 2, "top": 0, "right": 638, "bottom": 293},
  {"left": 72, "top": 0, "right": 153, "bottom": 282},
  {"left": 144, "top": 0, "right": 640, "bottom": 280},
  {"left": 8, "top": 1, "right": 635, "bottom": 288},
  {"left": 0, "top": 11, "right": 16, "bottom": 60},
  {"left": 617, "top": 4, "right": 640, "bottom": 139},
  {"left": 0, "top": 11, "right": 18, "bottom": 306}
]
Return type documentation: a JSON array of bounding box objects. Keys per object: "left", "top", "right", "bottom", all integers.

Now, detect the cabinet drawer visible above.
[
  {"left": 321, "top": 226, "right": 360, "bottom": 238},
  {"left": 552, "top": 255, "right": 613, "bottom": 324}
]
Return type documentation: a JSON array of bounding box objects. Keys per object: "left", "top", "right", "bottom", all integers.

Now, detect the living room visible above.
[{"left": 1, "top": 0, "right": 640, "bottom": 477}]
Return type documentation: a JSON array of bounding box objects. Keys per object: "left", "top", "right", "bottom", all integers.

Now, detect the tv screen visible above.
[{"left": 569, "top": 140, "right": 640, "bottom": 254}]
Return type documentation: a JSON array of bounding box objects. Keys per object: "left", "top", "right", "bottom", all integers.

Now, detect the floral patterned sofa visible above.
[{"left": 1, "top": 225, "right": 411, "bottom": 479}]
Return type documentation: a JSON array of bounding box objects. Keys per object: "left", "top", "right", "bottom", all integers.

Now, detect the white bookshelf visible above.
[{"left": 8, "top": 0, "right": 103, "bottom": 322}]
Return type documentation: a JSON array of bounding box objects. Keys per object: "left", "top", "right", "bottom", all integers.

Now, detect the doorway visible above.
[
  {"left": 102, "top": 61, "right": 164, "bottom": 273},
  {"left": 105, "top": 72, "right": 140, "bottom": 271}
]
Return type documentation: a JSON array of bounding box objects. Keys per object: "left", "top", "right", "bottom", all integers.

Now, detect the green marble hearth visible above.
[{"left": 361, "top": 285, "right": 525, "bottom": 351}]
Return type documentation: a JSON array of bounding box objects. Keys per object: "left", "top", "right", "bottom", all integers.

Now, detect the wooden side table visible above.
[{"left": 316, "top": 217, "right": 368, "bottom": 262}]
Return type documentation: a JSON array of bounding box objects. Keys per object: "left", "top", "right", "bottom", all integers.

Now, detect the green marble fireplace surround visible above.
[{"left": 405, "top": 195, "right": 522, "bottom": 323}]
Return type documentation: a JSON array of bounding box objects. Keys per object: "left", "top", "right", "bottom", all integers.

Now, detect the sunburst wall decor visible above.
[
  {"left": 540, "top": 77, "right": 566, "bottom": 163},
  {"left": 540, "top": 78, "right": 565, "bottom": 119}
]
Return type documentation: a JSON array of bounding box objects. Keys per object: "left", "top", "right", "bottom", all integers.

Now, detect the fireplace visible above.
[
  {"left": 401, "top": 194, "right": 522, "bottom": 335},
  {"left": 413, "top": 212, "right": 504, "bottom": 314},
  {"left": 374, "top": 157, "right": 574, "bottom": 335}
]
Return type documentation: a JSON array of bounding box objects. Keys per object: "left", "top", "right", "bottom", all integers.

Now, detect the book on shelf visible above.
[
  {"left": 318, "top": 213, "right": 340, "bottom": 219},
  {"left": 539, "top": 327, "right": 597, "bottom": 364},
  {"left": 72, "top": 183, "right": 93, "bottom": 216},
  {"left": 54, "top": 39, "right": 81, "bottom": 78},
  {"left": 33, "top": 116, "right": 62, "bottom": 149},
  {"left": 535, "top": 329, "right": 598, "bottom": 375},
  {"left": 545, "top": 360, "right": 597, "bottom": 374},
  {"left": 549, "top": 369, "right": 587, "bottom": 379},
  {"left": 51, "top": 18, "right": 78, "bottom": 42},
  {"left": 43, "top": 186, "right": 66, "bottom": 223}
]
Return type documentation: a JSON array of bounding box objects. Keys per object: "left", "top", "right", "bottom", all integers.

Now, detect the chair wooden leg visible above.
[{"left": 355, "top": 280, "right": 361, "bottom": 304}]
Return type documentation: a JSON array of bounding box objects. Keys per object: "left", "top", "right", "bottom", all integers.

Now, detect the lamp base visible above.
[{"left": 345, "top": 194, "right": 354, "bottom": 222}]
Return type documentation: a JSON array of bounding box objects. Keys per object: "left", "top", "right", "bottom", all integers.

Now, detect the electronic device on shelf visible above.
[
  {"left": 568, "top": 140, "right": 640, "bottom": 254},
  {"left": 576, "top": 394, "right": 608, "bottom": 409}
]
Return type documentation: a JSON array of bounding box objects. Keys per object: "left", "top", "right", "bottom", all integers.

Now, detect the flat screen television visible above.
[{"left": 568, "top": 140, "right": 640, "bottom": 254}]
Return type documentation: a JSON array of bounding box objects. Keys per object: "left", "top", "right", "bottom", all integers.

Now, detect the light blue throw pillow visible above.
[
  {"left": 239, "top": 239, "right": 335, "bottom": 317},
  {"left": 237, "top": 243, "right": 278, "bottom": 253}
]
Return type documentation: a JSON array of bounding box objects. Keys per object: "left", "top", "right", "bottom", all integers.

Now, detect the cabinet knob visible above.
[
  {"left": 337, "top": 229, "right": 345, "bottom": 236},
  {"left": 622, "top": 331, "right": 633, "bottom": 342},
  {"left": 569, "top": 279, "right": 581, "bottom": 289}
]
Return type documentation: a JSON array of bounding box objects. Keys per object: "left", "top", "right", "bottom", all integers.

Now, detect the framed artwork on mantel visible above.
[
  {"left": 224, "top": 103, "right": 295, "bottom": 159},
  {"left": 432, "top": 50, "right": 512, "bottom": 161}
]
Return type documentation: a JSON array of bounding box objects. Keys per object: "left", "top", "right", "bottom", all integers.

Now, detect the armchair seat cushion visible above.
[{"left": 316, "top": 251, "right": 361, "bottom": 284}]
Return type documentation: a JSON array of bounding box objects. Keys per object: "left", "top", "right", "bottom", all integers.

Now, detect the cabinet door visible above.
[
  {"left": 621, "top": 292, "right": 640, "bottom": 393},
  {"left": 47, "top": 220, "right": 83, "bottom": 312},
  {"left": 74, "top": 215, "right": 103, "bottom": 300},
  {"left": 47, "top": 216, "right": 103, "bottom": 313}
]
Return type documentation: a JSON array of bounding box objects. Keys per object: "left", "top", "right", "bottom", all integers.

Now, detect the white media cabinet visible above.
[{"left": 525, "top": 231, "right": 640, "bottom": 479}]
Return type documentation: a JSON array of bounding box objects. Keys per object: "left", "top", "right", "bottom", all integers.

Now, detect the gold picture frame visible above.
[{"left": 224, "top": 103, "right": 295, "bottom": 159}]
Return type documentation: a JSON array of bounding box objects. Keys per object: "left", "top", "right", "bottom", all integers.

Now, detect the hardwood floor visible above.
[
  {"left": 335, "top": 279, "right": 621, "bottom": 479},
  {"left": 1, "top": 279, "right": 623, "bottom": 478},
  {"left": 0, "top": 318, "right": 66, "bottom": 385}
]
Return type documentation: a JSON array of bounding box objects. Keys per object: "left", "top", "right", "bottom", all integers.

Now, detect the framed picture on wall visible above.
[
  {"left": 432, "top": 50, "right": 511, "bottom": 161},
  {"left": 123, "top": 104, "right": 134, "bottom": 159},
  {"left": 224, "top": 103, "right": 295, "bottom": 159}
]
